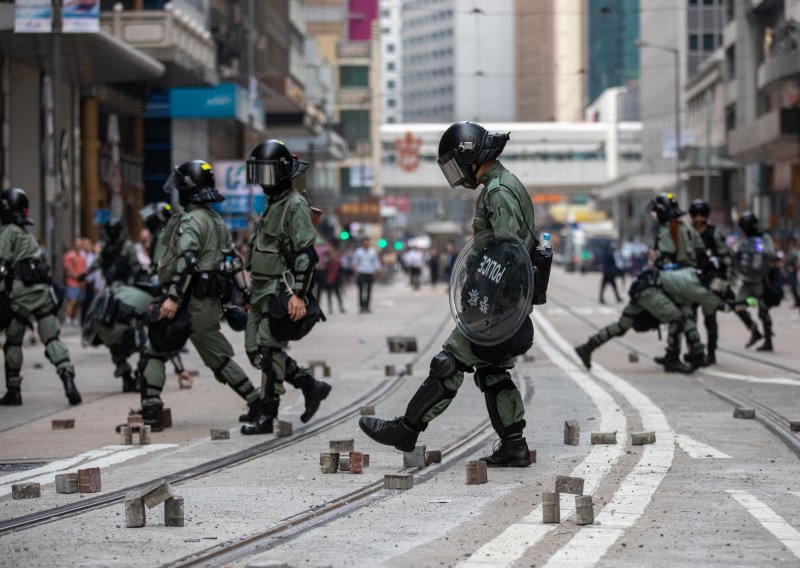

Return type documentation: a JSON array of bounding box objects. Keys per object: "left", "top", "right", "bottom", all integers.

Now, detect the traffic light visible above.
[
  {"left": 340, "top": 230, "right": 350, "bottom": 241},
  {"left": 394, "top": 241, "right": 404, "bottom": 251},
  {"left": 378, "top": 238, "right": 387, "bottom": 248}
]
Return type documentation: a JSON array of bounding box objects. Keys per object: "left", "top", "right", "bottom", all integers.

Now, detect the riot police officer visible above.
[
  {"left": 733, "top": 212, "right": 776, "bottom": 351},
  {"left": 136, "top": 160, "right": 267, "bottom": 431},
  {"left": 241, "top": 140, "right": 331, "bottom": 435},
  {"left": 89, "top": 216, "right": 142, "bottom": 287},
  {"left": 360, "top": 122, "right": 535, "bottom": 467},
  {"left": 0, "top": 188, "right": 80, "bottom": 406},
  {"left": 688, "top": 199, "right": 731, "bottom": 364}
]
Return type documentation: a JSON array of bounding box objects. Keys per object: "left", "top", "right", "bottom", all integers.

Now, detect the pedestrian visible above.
[
  {"left": 63, "top": 237, "right": 87, "bottom": 327},
  {"left": 428, "top": 248, "right": 440, "bottom": 287},
  {"left": 360, "top": 121, "right": 536, "bottom": 467},
  {"left": 598, "top": 243, "right": 622, "bottom": 303},
  {"left": 135, "top": 160, "right": 268, "bottom": 432},
  {"left": 241, "top": 140, "right": 332, "bottom": 435},
  {"left": 325, "top": 245, "right": 345, "bottom": 313},
  {"left": 352, "top": 237, "right": 381, "bottom": 313},
  {"left": 134, "top": 228, "right": 152, "bottom": 272},
  {"left": 403, "top": 245, "right": 425, "bottom": 290},
  {"left": 0, "top": 187, "right": 81, "bottom": 406},
  {"left": 732, "top": 212, "right": 778, "bottom": 351}
]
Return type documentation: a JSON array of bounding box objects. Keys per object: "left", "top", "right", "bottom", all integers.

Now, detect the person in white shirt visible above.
[
  {"left": 352, "top": 238, "right": 382, "bottom": 313},
  {"left": 403, "top": 246, "right": 425, "bottom": 291}
]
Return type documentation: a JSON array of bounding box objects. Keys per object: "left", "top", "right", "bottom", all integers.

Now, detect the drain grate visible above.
[{"left": 0, "top": 462, "right": 46, "bottom": 472}]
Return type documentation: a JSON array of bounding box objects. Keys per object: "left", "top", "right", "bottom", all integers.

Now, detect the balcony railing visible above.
[{"left": 100, "top": 3, "right": 217, "bottom": 86}]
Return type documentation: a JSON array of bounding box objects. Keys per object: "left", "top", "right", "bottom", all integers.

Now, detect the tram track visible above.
[
  {"left": 0, "top": 313, "right": 453, "bottom": 537},
  {"left": 545, "top": 289, "right": 800, "bottom": 458}
]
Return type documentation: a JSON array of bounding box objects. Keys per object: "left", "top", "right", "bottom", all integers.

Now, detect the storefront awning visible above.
[{"left": 0, "top": 29, "right": 164, "bottom": 85}]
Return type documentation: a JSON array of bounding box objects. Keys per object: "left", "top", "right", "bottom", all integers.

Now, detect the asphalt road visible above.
[{"left": 1, "top": 268, "right": 800, "bottom": 567}]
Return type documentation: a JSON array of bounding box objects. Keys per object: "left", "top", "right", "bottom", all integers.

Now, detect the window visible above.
[
  {"left": 689, "top": 34, "right": 699, "bottom": 50},
  {"left": 703, "top": 33, "right": 715, "bottom": 50},
  {"left": 387, "top": 43, "right": 395, "bottom": 53},
  {"left": 387, "top": 80, "right": 396, "bottom": 89},
  {"left": 387, "top": 62, "right": 395, "bottom": 71},
  {"left": 340, "top": 110, "right": 370, "bottom": 143},
  {"left": 388, "top": 99, "right": 396, "bottom": 108},
  {"left": 340, "top": 66, "right": 369, "bottom": 87}
]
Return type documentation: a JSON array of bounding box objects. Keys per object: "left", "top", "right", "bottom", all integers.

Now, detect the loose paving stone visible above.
[
  {"left": 403, "top": 445, "right": 426, "bottom": 467},
  {"left": 55, "top": 473, "right": 78, "bottom": 494},
  {"left": 791, "top": 421, "right": 800, "bottom": 432},
  {"left": 359, "top": 405, "right": 375, "bottom": 415},
  {"left": 140, "top": 480, "right": 174, "bottom": 509},
  {"left": 77, "top": 467, "right": 101, "bottom": 493},
  {"left": 124, "top": 495, "right": 146, "bottom": 528},
  {"left": 733, "top": 408, "right": 756, "bottom": 419},
  {"left": 465, "top": 460, "right": 488, "bottom": 485},
  {"left": 564, "top": 420, "right": 580, "bottom": 445},
  {"left": 363, "top": 453, "right": 370, "bottom": 467},
  {"left": 139, "top": 425, "right": 151, "bottom": 445},
  {"left": 631, "top": 431, "right": 656, "bottom": 445},
  {"left": 575, "top": 495, "right": 594, "bottom": 525},
  {"left": 529, "top": 449, "right": 537, "bottom": 463},
  {"left": 329, "top": 439, "right": 354, "bottom": 453},
  {"left": 555, "top": 475, "right": 584, "bottom": 495},
  {"left": 164, "top": 496, "right": 185, "bottom": 527},
  {"left": 275, "top": 420, "right": 293, "bottom": 437},
  {"left": 12, "top": 482, "right": 41, "bottom": 499},
  {"left": 349, "top": 452, "right": 364, "bottom": 474},
  {"left": 424, "top": 450, "right": 442, "bottom": 465},
  {"left": 542, "top": 492, "right": 560, "bottom": 523},
  {"left": 127, "top": 415, "right": 144, "bottom": 429},
  {"left": 590, "top": 432, "right": 617, "bottom": 444},
  {"left": 628, "top": 352, "right": 639, "bottom": 363},
  {"left": 120, "top": 426, "right": 133, "bottom": 445},
  {"left": 384, "top": 365, "right": 395, "bottom": 376},
  {"left": 161, "top": 408, "right": 172, "bottom": 428},
  {"left": 384, "top": 473, "right": 413, "bottom": 489},
  {"left": 387, "top": 336, "right": 417, "bottom": 353},
  {"left": 338, "top": 456, "right": 350, "bottom": 472},
  {"left": 210, "top": 429, "right": 230, "bottom": 440},
  {"left": 320, "top": 452, "right": 339, "bottom": 473},
  {"left": 51, "top": 419, "right": 74, "bottom": 430}
]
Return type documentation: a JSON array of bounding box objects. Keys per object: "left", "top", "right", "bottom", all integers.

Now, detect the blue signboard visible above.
[{"left": 170, "top": 83, "right": 238, "bottom": 119}]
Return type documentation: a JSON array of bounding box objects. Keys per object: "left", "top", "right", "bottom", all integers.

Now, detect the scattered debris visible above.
[
  {"left": 575, "top": 495, "right": 594, "bottom": 525},
  {"left": 733, "top": 408, "right": 755, "bottom": 419},
  {"left": 51, "top": 419, "right": 74, "bottom": 430},
  {"left": 564, "top": 420, "right": 580, "bottom": 446},
  {"left": 11, "top": 482, "right": 41, "bottom": 500},
  {"left": 590, "top": 432, "right": 617, "bottom": 445},
  {"left": 55, "top": 473, "right": 78, "bottom": 494},
  {"left": 320, "top": 452, "right": 339, "bottom": 474},
  {"left": 542, "top": 492, "right": 560, "bottom": 523},
  {"left": 555, "top": 475, "right": 584, "bottom": 495},
  {"left": 424, "top": 450, "right": 442, "bottom": 466},
  {"left": 77, "top": 467, "right": 101, "bottom": 493},
  {"left": 384, "top": 473, "right": 413, "bottom": 490},
  {"left": 349, "top": 452, "right": 364, "bottom": 474},
  {"left": 465, "top": 460, "right": 488, "bottom": 485},
  {"left": 307, "top": 360, "right": 331, "bottom": 378},
  {"left": 329, "top": 439, "right": 354, "bottom": 453},
  {"left": 275, "top": 420, "right": 293, "bottom": 437},
  {"left": 360, "top": 405, "right": 376, "bottom": 416},
  {"left": 403, "top": 446, "right": 426, "bottom": 468},
  {"left": 210, "top": 429, "right": 230, "bottom": 440},
  {"left": 631, "top": 431, "right": 656, "bottom": 445}
]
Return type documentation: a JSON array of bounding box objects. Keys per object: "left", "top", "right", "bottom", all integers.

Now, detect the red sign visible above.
[{"left": 395, "top": 131, "right": 422, "bottom": 173}]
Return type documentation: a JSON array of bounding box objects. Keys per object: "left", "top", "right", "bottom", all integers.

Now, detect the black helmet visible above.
[
  {"left": 650, "top": 192, "right": 684, "bottom": 223},
  {"left": 246, "top": 139, "right": 309, "bottom": 197},
  {"left": 163, "top": 159, "right": 223, "bottom": 206},
  {"left": 103, "top": 215, "right": 125, "bottom": 243},
  {"left": 688, "top": 199, "right": 710, "bottom": 217},
  {"left": 437, "top": 122, "right": 509, "bottom": 190},
  {"left": 139, "top": 202, "right": 173, "bottom": 233},
  {"left": 738, "top": 211, "right": 761, "bottom": 237},
  {"left": 0, "top": 187, "right": 34, "bottom": 226}
]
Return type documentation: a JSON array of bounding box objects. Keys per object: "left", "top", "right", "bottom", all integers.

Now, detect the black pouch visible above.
[
  {"left": 632, "top": 311, "right": 661, "bottom": 332},
  {"left": 268, "top": 286, "right": 326, "bottom": 342},
  {"left": 0, "top": 294, "right": 11, "bottom": 332},
  {"left": 763, "top": 266, "right": 784, "bottom": 308},
  {"left": 18, "top": 258, "right": 52, "bottom": 286},
  {"left": 531, "top": 248, "right": 553, "bottom": 305},
  {"left": 147, "top": 299, "right": 192, "bottom": 353}
]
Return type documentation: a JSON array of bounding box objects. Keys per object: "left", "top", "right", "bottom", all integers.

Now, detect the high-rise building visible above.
[
  {"left": 587, "top": 0, "right": 640, "bottom": 105},
  {"left": 380, "top": 0, "right": 403, "bottom": 124},
  {"left": 515, "top": 0, "right": 556, "bottom": 121},
  {"left": 401, "top": 0, "right": 515, "bottom": 123}
]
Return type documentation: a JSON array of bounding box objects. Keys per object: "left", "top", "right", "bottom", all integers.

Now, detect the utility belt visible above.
[
  {"left": 14, "top": 257, "right": 52, "bottom": 286},
  {"left": 192, "top": 271, "right": 233, "bottom": 301}
]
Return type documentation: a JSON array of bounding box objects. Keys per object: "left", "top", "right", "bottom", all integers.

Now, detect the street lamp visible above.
[{"left": 635, "top": 39, "right": 682, "bottom": 201}]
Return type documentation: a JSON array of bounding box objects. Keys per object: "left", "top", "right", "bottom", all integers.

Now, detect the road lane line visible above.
[
  {"left": 456, "top": 337, "right": 626, "bottom": 568},
  {"left": 0, "top": 448, "right": 116, "bottom": 486},
  {"left": 674, "top": 434, "right": 731, "bottom": 459},
  {"left": 727, "top": 490, "right": 800, "bottom": 559},
  {"left": 701, "top": 368, "right": 800, "bottom": 387},
  {"left": 0, "top": 444, "right": 177, "bottom": 497}
]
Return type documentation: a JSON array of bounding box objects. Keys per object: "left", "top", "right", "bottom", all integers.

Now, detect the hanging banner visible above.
[
  {"left": 62, "top": 0, "right": 100, "bottom": 33},
  {"left": 14, "top": 0, "right": 52, "bottom": 33}
]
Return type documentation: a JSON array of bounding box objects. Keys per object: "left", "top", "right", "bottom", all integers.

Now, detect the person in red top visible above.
[
  {"left": 63, "top": 237, "right": 87, "bottom": 326},
  {"left": 324, "top": 245, "right": 345, "bottom": 314}
]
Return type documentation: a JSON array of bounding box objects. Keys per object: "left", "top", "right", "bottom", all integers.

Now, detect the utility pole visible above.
[
  {"left": 49, "top": 0, "right": 63, "bottom": 272},
  {"left": 703, "top": 88, "right": 712, "bottom": 204}
]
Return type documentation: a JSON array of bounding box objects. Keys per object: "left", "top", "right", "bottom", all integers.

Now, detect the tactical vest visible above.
[
  {"left": 735, "top": 237, "right": 769, "bottom": 283},
  {"left": 249, "top": 191, "right": 307, "bottom": 280}
]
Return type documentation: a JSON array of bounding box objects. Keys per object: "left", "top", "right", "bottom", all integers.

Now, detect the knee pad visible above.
[
  {"left": 212, "top": 357, "right": 232, "bottom": 384},
  {"left": 475, "top": 369, "right": 521, "bottom": 438},
  {"left": 404, "top": 351, "right": 465, "bottom": 428}
]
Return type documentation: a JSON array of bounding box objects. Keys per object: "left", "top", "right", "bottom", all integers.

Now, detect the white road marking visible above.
[
  {"left": 546, "top": 307, "right": 617, "bottom": 317},
  {"left": 457, "top": 336, "right": 626, "bottom": 567},
  {"left": 0, "top": 448, "right": 117, "bottom": 486},
  {"left": 701, "top": 368, "right": 800, "bottom": 387},
  {"left": 674, "top": 434, "right": 731, "bottom": 459},
  {"left": 0, "top": 444, "right": 177, "bottom": 497},
  {"left": 728, "top": 490, "right": 800, "bottom": 559}
]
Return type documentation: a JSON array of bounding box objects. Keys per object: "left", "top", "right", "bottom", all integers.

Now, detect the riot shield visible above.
[
  {"left": 734, "top": 237, "right": 769, "bottom": 283},
  {"left": 449, "top": 231, "right": 534, "bottom": 346},
  {"left": 82, "top": 289, "right": 112, "bottom": 347}
]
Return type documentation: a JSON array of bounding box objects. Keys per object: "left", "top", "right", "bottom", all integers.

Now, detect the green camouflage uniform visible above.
[
  {"left": 421, "top": 161, "right": 535, "bottom": 437},
  {"left": 94, "top": 284, "right": 152, "bottom": 380},
  {"left": 140, "top": 204, "right": 259, "bottom": 410},
  {"left": 734, "top": 233, "right": 776, "bottom": 341},
  {"left": 0, "top": 224, "right": 73, "bottom": 388}
]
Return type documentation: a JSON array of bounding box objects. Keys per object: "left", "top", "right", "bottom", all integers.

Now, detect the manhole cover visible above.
[{"left": 0, "top": 462, "right": 46, "bottom": 472}]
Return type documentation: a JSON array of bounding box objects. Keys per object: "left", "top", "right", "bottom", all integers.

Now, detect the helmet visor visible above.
[
  {"left": 246, "top": 160, "right": 280, "bottom": 186},
  {"left": 437, "top": 152, "right": 477, "bottom": 190},
  {"left": 162, "top": 167, "right": 195, "bottom": 194}
]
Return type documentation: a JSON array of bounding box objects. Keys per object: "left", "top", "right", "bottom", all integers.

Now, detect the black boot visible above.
[
  {"left": 0, "top": 387, "right": 22, "bottom": 406},
  {"left": 661, "top": 351, "right": 694, "bottom": 374},
  {"left": 480, "top": 436, "right": 532, "bottom": 467},
  {"left": 121, "top": 372, "right": 138, "bottom": 393},
  {"left": 757, "top": 337, "right": 773, "bottom": 351},
  {"left": 574, "top": 337, "right": 599, "bottom": 370},
  {"left": 745, "top": 328, "right": 763, "bottom": 348},
  {"left": 300, "top": 380, "right": 332, "bottom": 423},
  {"left": 359, "top": 416, "right": 420, "bottom": 452},
  {"left": 141, "top": 405, "right": 164, "bottom": 432},
  {"left": 683, "top": 352, "right": 709, "bottom": 368},
  {"left": 238, "top": 398, "right": 262, "bottom": 423},
  {"left": 706, "top": 350, "right": 716, "bottom": 365},
  {"left": 241, "top": 398, "right": 277, "bottom": 435},
  {"left": 59, "top": 369, "right": 82, "bottom": 405}
]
